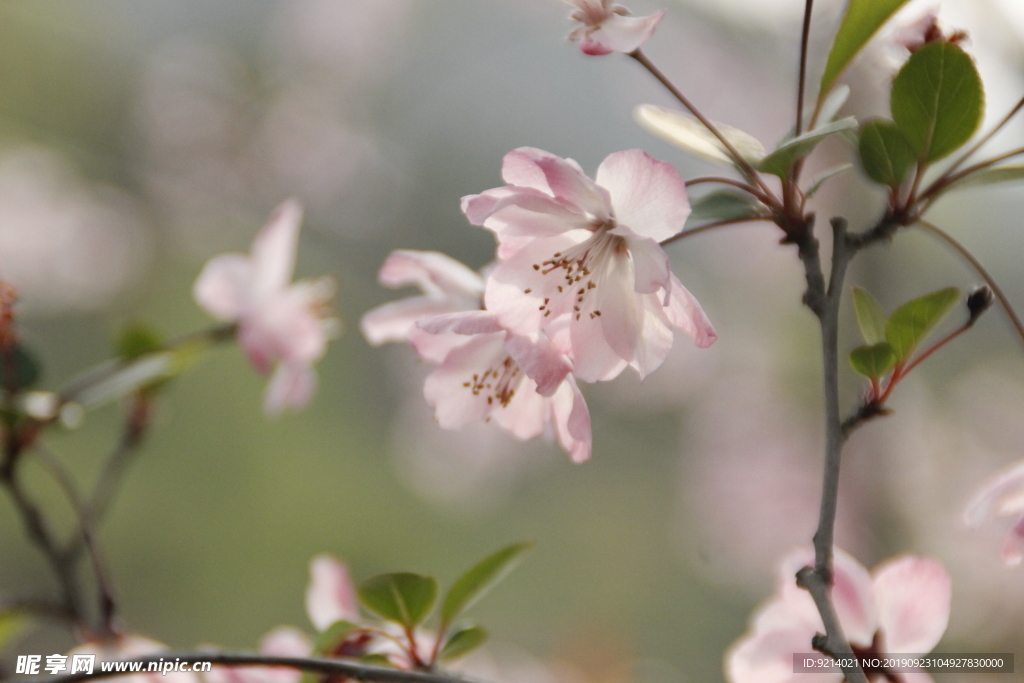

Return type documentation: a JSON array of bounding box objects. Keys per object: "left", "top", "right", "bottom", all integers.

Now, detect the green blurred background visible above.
[{"left": 2, "top": 1, "right": 1024, "bottom": 681}]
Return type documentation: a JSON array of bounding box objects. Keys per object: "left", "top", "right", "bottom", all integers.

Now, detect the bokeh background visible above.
[{"left": 2, "top": 0, "right": 1024, "bottom": 681}]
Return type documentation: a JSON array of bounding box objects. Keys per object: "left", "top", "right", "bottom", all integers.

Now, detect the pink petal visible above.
[
  {"left": 193, "top": 254, "right": 253, "bottom": 321},
  {"left": 614, "top": 227, "right": 671, "bottom": 294},
  {"left": 260, "top": 626, "right": 312, "bottom": 658},
  {"left": 377, "top": 250, "right": 484, "bottom": 299},
  {"left": 665, "top": 274, "right": 717, "bottom": 348},
  {"left": 579, "top": 10, "right": 665, "bottom": 55},
  {"left": 408, "top": 324, "right": 476, "bottom": 364},
  {"left": 549, "top": 376, "right": 592, "bottom": 462},
  {"left": 251, "top": 289, "right": 329, "bottom": 365},
  {"left": 361, "top": 297, "right": 462, "bottom": 346},
  {"left": 306, "top": 554, "right": 359, "bottom": 630},
  {"left": 964, "top": 459, "right": 1024, "bottom": 526},
  {"left": 503, "top": 332, "right": 573, "bottom": 396},
  {"left": 589, "top": 250, "right": 676, "bottom": 380},
  {"left": 595, "top": 149, "right": 690, "bottom": 242},
  {"left": 263, "top": 362, "right": 317, "bottom": 416},
  {"left": 417, "top": 310, "right": 505, "bottom": 336},
  {"left": 501, "top": 148, "right": 611, "bottom": 220},
  {"left": 423, "top": 332, "right": 508, "bottom": 430},
  {"left": 491, "top": 376, "right": 548, "bottom": 441},
  {"left": 250, "top": 199, "right": 303, "bottom": 300},
  {"left": 484, "top": 233, "right": 585, "bottom": 335},
  {"left": 872, "top": 556, "right": 950, "bottom": 653},
  {"left": 462, "top": 186, "right": 593, "bottom": 239}
]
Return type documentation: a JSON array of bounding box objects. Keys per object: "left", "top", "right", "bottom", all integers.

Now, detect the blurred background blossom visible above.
[{"left": 0, "top": 1, "right": 1023, "bottom": 682}]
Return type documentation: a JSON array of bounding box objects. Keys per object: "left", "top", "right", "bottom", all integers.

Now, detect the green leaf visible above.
[
  {"left": 891, "top": 42, "right": 984, "bottom": 163},
  {"left": 690, "top": 191, "right": 766, "bottom": 222},
  {"left": 441, "top": 542, "right": 533, "bottom": 626},
  {"left": 439, "top": 626, "right": 488, "bottom": 663},
  {"left": 0, "top": 345, "right": 40, "bottom": 390},
  {"left": 358, "top": 573, "right": 437, "bottom": 627},
  {"left": 359, "top": 654, "right": 394, "bottom": 667},
  {"left": 805, "top": 164, "right": 854, "bottom": 198},
  {"left": 944, "top": 165, "right": 1024, "bottom": 192},
  {"left": 852, "top": 287, "right": 888, "bottom": 344},
  {"left": 885, "top": 287, "right": 961, "bottom": 361},
  {"left": 311, "top": 620, "right": 360, "bottom": 655},
  {"left": 817, "top": 84, "right": 851, "bottom": 126},
  {"left": 757, "top": 117, "right": 857, "bottom": 177},
  {"left": 858, "top": 120, "right": 917, "bottom": 187},
  {"left": 849, "top": 342, "right": 897, "bottom": 379},
  {"left": 116, "top": 322, "right": 164, "bottom": 360},
  {"left": 63, "top": 353, "right": 176, "bottom": 408},
  {"left": 633, "top": 104, "right": 766, "bottom": 167},
  {"left": 819, "top": 0, "right": 912, "bottom": 100}
]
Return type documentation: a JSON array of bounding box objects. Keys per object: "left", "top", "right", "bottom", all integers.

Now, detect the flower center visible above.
[
  {"left": 529, "top": 227, "right": 625, "bottom": 321},
  {"left": 462, "top": 355, "right": 522, "bottom": 408}
]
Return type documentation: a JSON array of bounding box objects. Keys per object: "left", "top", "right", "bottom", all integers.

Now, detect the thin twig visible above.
[
  {"left": 793, "top": 217, "right": 868, "bottom": 683},
  {"left": 659, "top": 217, "right": 770, "bottom": 246},
  {"left": 23, "top": 652, "right": 489, "bottom": 683},
  {"left": 918, "top": 146, "right": 1024, "bottom": 203},
  {"left": 684, "top": 176, "right": 772, "bottom": 204},
  {"left": 915, "top": 219, "right": 1024, "bottom": 346},
  {"left": 628, "top": 49, "right": 776, "bottom": 199},
  {"left": 33, "top": 443, "right": 118, "bottom": 635}
]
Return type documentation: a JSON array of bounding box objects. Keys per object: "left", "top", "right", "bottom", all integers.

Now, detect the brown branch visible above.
[{"left": 23, "top": 652, "right": 489, "bottom": 683}]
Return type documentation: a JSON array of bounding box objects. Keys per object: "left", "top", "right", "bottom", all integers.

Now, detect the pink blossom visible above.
[
  {"left": 360, "top": 249, "right": 484, "bottom": 359},
  {"left": 415, "top": 311, "right": 592, "bottom": 462},
  {"left": 306, "top": 553, "right": 360, "bottom": 630},
  {"left": 965, "top": 459, "right": 1024, "bottom": 565},
  {"left": 892, "top": 8, "right": 967, "bottom": 55},
  {"left": 726, "top": 548, "right": 951, "bottom": 683},
  {"left": 193, "top": 199, "right": 337, "bottom": 416},
  {"left": 564, "top": 0, "right": 666, "bottom": 56},
  {"left": 462, "top": 147, "right": 715, "bottom": 382}
]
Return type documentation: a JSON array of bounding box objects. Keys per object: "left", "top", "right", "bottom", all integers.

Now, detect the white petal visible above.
[
  {"left": 615, "top": 227, "right": 671, "bottom": 294},
  {"left": 964, "top": 459, "right": 1024, "bottom": 526},
  {"left": 549, "top": 376, "right": 592, "bottom": 462},
  {"left": 377, "top": 250, "right": 483, "bottom": 299},
  {"left": 193, "top": 253, "right": 253, "bottom": 321},
  {"left": 251, "top": 199, "right": 303, "bottom": 300},
  {"left": 597, "top": 149, "right": 691, "bottom": 242},
  {"left": 417, "top": 310, "right": 504, "bottom": 336},
  {"left": 361, "top": 297, "right": 462, "bottom": 346},
  {"left": 578, "top": 11, "right": 665, "bottom": 55},
  {"left": 665, "top": 274, "right": 717, "bottom": 348},
  {"left": 491, "top": 376, "right": 548, "bottom": 440},
  {"left": 263, "top": 362, "right": 317, "bottom": 416}
]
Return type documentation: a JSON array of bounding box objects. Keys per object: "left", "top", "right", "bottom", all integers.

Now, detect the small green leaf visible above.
[
  {"left": 441, "top": 542, "right": 533, "bottom": 626},
  {"left": 805, "top": 164, "right": 854, "bottom": 198},
  {"left": 817, "top": 85, "right": 851, "bottom": 126},
  {"left": 0, "top": 345, "right": 40, "bottom": 390},
  {"left": 116, "top": 322, "right": 165, "bottom": 360},
  {"left": 690, "top": 191, "right": 766, "bottom": 222},
  {"left": 311, "top": 620, "right": 360, "bottom": 655},
  {"left": 633, "top": 104, "right": 766, "bottom": 167},
  {"left": 858, "top": 120, "right": 917, "bottom": 187},
  {"left": 891, "top": 42, "right": 984, "bottom": 163},
  {"left": 359, "top": 654, "right": 394, "bottom": 667},
  {"left": 849, "top": 342, "right": 897, "bottom": 379},
  {"left": 852, "top": 287, "right": 888, "bottom": 344},
  {"left": 819, "top": 0, "right": 912, "bottom": 100},
  {"left": 885, "top": 287, "right": 961, "bottom": 361},
  {"left": 65, "top": 354, "right": 176, "bottom": 408},
  {"left": 439, "top": 626, "right": 488, "bottom": 662},
  {"left": 757, "top": 117, "right": 857, "bottom": 177},
  {"left": 944, "top": 165, "right": 1024, "bottom": 192},
  {"left": 358, "top": 573, "right": 437, "bottom": 627}
]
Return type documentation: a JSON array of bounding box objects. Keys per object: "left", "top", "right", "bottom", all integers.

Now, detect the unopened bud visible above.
[{"left": 967, "top": 285, "right": 994, "bottom": 323}]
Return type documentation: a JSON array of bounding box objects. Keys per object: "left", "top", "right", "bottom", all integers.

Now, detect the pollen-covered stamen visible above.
[
  {"left": 529, "top": 228, "right": 621, "bottom": 321},
  {"left": 460, "top": 355, "right": 523, "bottom": 407}
]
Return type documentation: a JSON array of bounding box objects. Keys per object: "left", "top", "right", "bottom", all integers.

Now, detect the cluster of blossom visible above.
[{"left": 360, "top": 147, "right": 716, "bottom": 462}]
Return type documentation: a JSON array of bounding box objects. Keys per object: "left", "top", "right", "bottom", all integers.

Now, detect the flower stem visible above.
[
  {"left": 628, "top": 49, "right": 776, "bottom": 201},
  {"left": 795, "top": 0, "right": 815, "bottom": 137}
]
